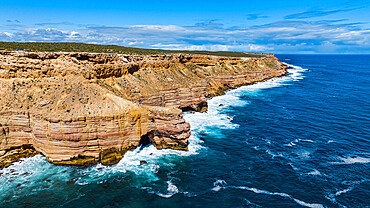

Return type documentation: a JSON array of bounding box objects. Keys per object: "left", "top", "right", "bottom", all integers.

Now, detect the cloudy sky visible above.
[{"left": 0, "top": 0, "right": 369, "bottom": 53}]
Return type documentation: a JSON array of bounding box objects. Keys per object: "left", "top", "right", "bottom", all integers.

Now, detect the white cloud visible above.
[
  {"left": 130, "top": 25, "right": 183, "bottom": 32},
  {"left": 3, "top": 32, "right": 13, "bottom": 37},
  {"left": 1, "top": 19, "right": 369, "bottom": 53},
  {"left": 150, "top": 43, "right": 270, "bottom": 52}
]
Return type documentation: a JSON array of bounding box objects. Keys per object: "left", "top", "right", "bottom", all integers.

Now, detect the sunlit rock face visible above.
[{"left": 0, "top": 51, "right": 288, "bottom": 167}]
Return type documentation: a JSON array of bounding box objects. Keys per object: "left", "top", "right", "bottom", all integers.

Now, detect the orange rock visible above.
[{"left": 0, "top": 51, "right": 288, "bottom": 167}]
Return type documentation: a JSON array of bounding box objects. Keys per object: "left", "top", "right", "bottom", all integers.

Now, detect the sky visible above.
[{"left": 0, "top": 0, "right": 369, "bottom": 54}]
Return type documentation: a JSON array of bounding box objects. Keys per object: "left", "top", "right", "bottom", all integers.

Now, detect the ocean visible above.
[{"left": 0, "top": 55, "right": 369, "bottom": 208}]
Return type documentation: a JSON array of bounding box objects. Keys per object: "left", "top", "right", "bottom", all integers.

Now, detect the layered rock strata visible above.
[{"left": 0, "top": 51, "right": 288, "bottom": 167}]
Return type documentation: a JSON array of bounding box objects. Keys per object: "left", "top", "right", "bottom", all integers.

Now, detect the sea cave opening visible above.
[{"left": 139, "top": 133, "right": 152, "bottom": 147}]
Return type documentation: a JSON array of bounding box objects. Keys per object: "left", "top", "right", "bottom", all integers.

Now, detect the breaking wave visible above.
[{"left": 209, "top": 179, "right": 325, "bottom": 208}]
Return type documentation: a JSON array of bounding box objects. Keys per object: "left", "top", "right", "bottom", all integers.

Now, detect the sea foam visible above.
[
  {"left": 332, "top": 156, "right": 370, "bottom": 164},
  {"left": 232, "top": 185, "right": 324, "bottom": 208}
]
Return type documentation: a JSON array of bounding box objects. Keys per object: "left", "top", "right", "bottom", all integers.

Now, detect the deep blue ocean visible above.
[{"left": 1, "top": 55, "right": 369, "bottom": 208}]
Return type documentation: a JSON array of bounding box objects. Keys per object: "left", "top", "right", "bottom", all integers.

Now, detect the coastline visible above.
[{"left": 0, "top": 61, "right": 303, "bottom": 203}]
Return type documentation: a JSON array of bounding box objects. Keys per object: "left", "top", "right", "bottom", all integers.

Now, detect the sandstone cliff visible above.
[{"left": 0, "top": 51, "right": 288, "bottom": 168}]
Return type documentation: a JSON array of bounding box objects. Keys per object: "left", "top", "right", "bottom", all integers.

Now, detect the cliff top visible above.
[{"left": 0, "top": 42, "right": 273, "bottom": 58}]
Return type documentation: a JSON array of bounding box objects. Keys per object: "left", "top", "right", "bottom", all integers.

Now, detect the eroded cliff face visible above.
[{"left": 0, "top": 51, "right": 288, "bottom": 168}]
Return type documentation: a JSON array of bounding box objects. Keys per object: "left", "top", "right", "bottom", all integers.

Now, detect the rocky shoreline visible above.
[{"left": 0, "top": 51, "right": 289, "bottom": 168}]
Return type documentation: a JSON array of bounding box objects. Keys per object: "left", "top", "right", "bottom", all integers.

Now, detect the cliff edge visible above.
[{"left": 0, "top": 51, "right": 288, "bottom": 168}]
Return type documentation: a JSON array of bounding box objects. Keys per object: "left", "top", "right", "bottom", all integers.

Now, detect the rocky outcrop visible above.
[{"left": 0, "top": 51, "right": 288, "bottom": 167}]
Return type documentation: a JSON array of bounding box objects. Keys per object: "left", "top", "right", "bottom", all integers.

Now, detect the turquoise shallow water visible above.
[{"left": 1, "top": 55, "right": 369, "bottom": 207}]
